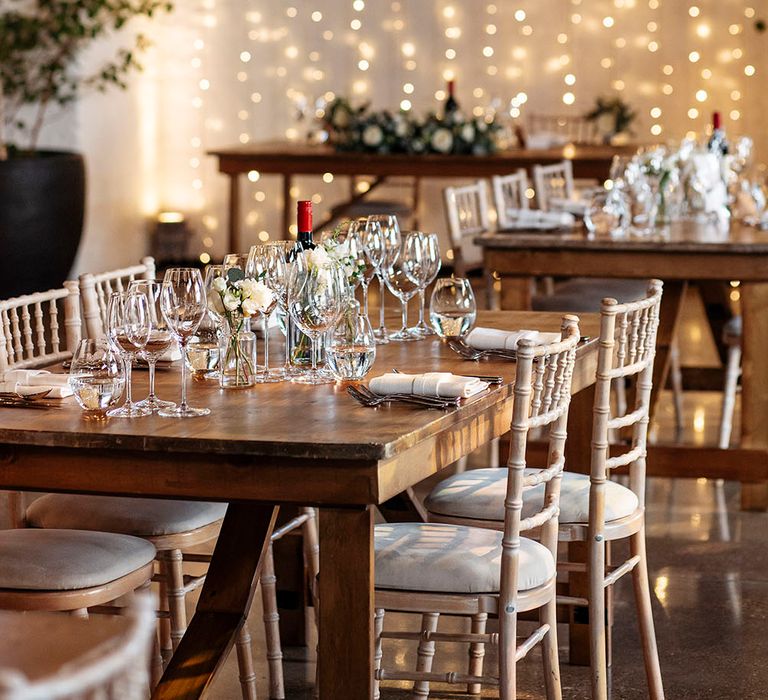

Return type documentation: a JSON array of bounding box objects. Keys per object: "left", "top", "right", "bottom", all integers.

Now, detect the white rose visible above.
[
  {"left": 332, "top": 109, "right": 350, "bottom": 128},
  {"left": 207, "top": 289, "right": 225, "bottom": 315},
  {"left": 362, "top": 124, "right": 384, "bottom": 147},
  {"left": 431, "top": 128, "right": 454, "bottom": 153},
  {"left": 249, "top": 281, "right": 275, "bottom": 311},
  {"left": 241, "top": 298, "right": 259, "bottom": 317},
  {"left": 223, "top": 292, "right": 240, "bottom": 312},
  {"left": 461, "top": 123, "right": 475, "bottom": 142},
  {"left": 239, "top": 278, "right": 259, "bottom": 299},
  {"left": 307, "top": 246, "right": 332, "bottom": 269},
  {"left": 212, "top": 277, "right": 226, "bottom": 293}
]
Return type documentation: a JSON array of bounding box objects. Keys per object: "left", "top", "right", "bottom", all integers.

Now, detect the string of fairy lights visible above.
[{"left": 176, "top": 0, "right": 763, "bottom": 260}]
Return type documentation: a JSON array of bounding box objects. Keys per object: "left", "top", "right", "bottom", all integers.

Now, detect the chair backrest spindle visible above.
[
  {"left": 492, "top": 170, "right": 529, "bottom": 229},
  {"left": 533, "top": 160, "right": 575, "bottom": 212},
  {"left": 442, "top": 180, "right": 491, "bottom": 276}
]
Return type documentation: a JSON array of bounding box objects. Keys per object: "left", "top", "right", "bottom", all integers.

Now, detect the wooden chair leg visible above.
[
  {"left": 162, "top": 549, "right": 187, "bottom": 653},
  {"left": 719, "top": 344, "right": 741, "bottom": 449},
  {"left": 157, "top": 559, "right": 172, "bottom": 666},
  {"left": 413, "top": 612, "right": 439, "bottom": 699},
  {"left": 540, "top": 598, "right": 562, "bottom": 700},
  {"left": 373, "top": 608, "right": 385, "bottom": 700},
  {"left": 589, "top": 536, "right": 608, "bottom": 700},
  {"left": 630, "top": 527, "right": 665, "bottom": 700},
  {"left": 262, "top": 543, "right": 285, "bottom": 699},
  {"left": 235, "top": 623, "right": 258, "bottom": 700},
  {"left": 467, "top": 612, "right": 487, "bottom": 695},
  {"left": 6, "top": 491, "right": 25, "bottom": 529},
  {"left": 302, "top": 507, "right": 320, "bottom": 618}
]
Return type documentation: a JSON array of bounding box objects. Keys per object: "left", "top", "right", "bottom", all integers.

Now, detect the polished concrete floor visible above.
[{"left": 200, "top": 288, "right": 768, "bottom": 698}]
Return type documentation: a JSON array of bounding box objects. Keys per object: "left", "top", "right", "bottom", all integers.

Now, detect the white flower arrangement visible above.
[{"left": 208, "top": 269, "right": 275, "bottom": 330}]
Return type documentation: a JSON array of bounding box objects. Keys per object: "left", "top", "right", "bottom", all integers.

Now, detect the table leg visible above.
[
  {"left": 497, "top": 274, "right": 533, "bottom": 310},
  {"left": 649, "top": 280, "right": 687, "bottom": 422},
  {"left": 153, "top": 503, "right": 279, "bottom": 700},
  {"left": 739, "top": 282, "right": 768, "bottom": 511},
  {"left": 283, "top": 175, "right": 293, "bottom": 240},
  {"left": 319, "top": 506, "right": 374, "bottom": 699},
  {"left": 228, "top": 174, "right": 241, "bottom": 255}
]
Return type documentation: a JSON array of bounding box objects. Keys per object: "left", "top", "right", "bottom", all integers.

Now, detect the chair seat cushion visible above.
[
  {"left": 374, "top": 522, "right": 554, "bottom": 594},
  {"left": 26, "top": 495, "right": 227, "bottom": 538},
  {"left": 426, "top": 469, "right": 639, "bottom": 525},
  {"left": 533, "top": 278, "right": 649, "bottom": 313},
  {"left": 0, "top": 529, "right": 156, "bottom": 591}
]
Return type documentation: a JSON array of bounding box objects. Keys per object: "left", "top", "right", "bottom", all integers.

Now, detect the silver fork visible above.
[
  {"left": 447, "top": 339, "right": 518, "bottom": 361},
  {"left": 348, "top": 385, "right": 458, "bottom": 409}
]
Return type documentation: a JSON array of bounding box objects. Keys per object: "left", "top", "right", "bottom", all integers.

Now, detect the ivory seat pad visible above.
[
  {"left": 374, "top": 522, "right": 554, "bottom": 594},
  {"left": 426, "top": 469, "right": 639, "bottom": 525},
  {"left": 27, "top": 495, "right": 227, "bottom": 537},
  {"left": 0, "top": 529, "right": 156, "bottom": 591}
]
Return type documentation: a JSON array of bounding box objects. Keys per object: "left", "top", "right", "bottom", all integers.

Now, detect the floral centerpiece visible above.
[
  {"left": 321, "top": 97, "right": 501, "bottom": 156},
  {"left": 585, "top": 96, "right": 637, "bottom": 144},
  {"left": 208, "top": 269, "right": 274, "bottom": 388}
]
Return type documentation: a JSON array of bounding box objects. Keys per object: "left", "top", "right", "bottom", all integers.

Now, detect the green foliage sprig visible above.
[{"left": 0, "top": 0, "right": 173, "bottom": 158}]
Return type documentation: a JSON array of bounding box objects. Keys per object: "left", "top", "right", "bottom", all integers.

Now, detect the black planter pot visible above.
[{"left": 0, "top": 151, "right": 85, "bottom": 298}]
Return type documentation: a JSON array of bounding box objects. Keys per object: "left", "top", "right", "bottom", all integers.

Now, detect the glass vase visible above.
[{"left": 219, "top": 318, "right": 257, "bottom": 388}]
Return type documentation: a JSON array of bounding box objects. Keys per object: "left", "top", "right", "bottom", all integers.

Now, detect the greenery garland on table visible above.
[{"left": 321, "top": 97, "right": 502, "bottom": 156}]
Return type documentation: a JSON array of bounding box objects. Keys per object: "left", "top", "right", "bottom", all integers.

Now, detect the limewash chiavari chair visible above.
[
  {"left": 0, "top": 594, "right": 156, "bottom": 700},
  {"left": 0, "top": 284, "right": 161, "bottom": 684},
  {"left": 491, "top": 169, "right": 529, "bottom": 230},
  {"left": 426, "top": 281, "right": 666, "bottom": 700},
  {"left": 80, "top": 257, "right": 155, "bottom": 338},
  {"left": 533, "top": 160, "right": 575, "bottom": 212},
  {"left": 373, "top": 316, "right": 581, "bottom": 700},
  {"left": 527, "top": 113, "right": 600, "bottom": 146}
]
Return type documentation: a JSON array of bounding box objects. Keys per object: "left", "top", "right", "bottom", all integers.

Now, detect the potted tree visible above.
[{"left": 0, "top": 0, "right": 171, "bottom": 298}]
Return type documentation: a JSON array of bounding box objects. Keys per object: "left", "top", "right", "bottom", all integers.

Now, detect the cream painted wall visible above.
[{"left": 38, "top": 0, "right": 768, "bottom": 275}]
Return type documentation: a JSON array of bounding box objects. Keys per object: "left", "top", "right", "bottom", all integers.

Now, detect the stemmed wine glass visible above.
[
  {"left": 127, "top": 280, "right": 176, "bottom": 411},
  {"left": 367, "top": 214, "right": 401, "bottom": 343},
  {"left": 265, "top": 242, "right": 300, "bottom": 377},
  {"left": 184, "top": 265, "right": 225, "bottom": 380},
  {"left": 246, "top": 244, "right": 284, "bottom": 382},
  {"left": 355, "top": 217, "right": 380, "bottom": 319},
  {"left": 287, "top": 251, "right": 343, "bottom": 384},
  {"left": 106, "top": 291, "right": 151, "bottom": 418},
  {"left": 383, "top": 236, "right": 423, "bottom": 342},
  {"left": 159, "top": 268, "right": 210, "bottom": 417},
  {"left": 411, "top": 232, "right": 441, "bottom": 336}
]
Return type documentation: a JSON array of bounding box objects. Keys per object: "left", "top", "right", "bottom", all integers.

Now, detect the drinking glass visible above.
[
  {"left": 367, "top": 214, "right": 401, "bottom": 343},
  {"left": 186, "top": 265, "right": 224, "bottom": 380},
  {"left": 327, "top": 300, "right": 376, "bottom": 381},
  {"left": 266, "top": 242, "right": 300, "bottom": 377},
  {"left": 128, "top": 279, "right": 176, "bottom": 411},
  {"left": 159, "top": 268, "right": 211, "bottom": 417},
  {"left": 429, "top": 278, "right": 477, "bottom": 339},
  {"left": 585, "top": 189, "right": 631, "bottom": 238},
  {"left": 383, "top": 238, "right": 422, "bottom": 342},
  {"left": 406, "top": 231, "right": 441, "bottom": 337},
  {"left": 69, "top": 338, "right": 125, "bottom": 419},
  {"left": 246, "top": 244, "right": 284, "bottom": 382},
  {"left": 356, "top": 217, "right": 380, "bottom": 319},
  {"left": 222, "top": 252, "right": 249, "bottom": 271},
  {"left": 287, "top": 252, "right": 343, "bottom": 384},
  {"left": 106, "top": 291, "right": 151, "bottom": 418}
]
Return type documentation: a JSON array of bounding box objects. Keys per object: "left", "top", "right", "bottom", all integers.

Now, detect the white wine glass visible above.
[
  {"left": 356, "top": 217, "right": 380, "bottom": 319},
  {"left": 69, "top": 338, "right": 125, "bottom": 420},
  {"left": 383, "top": 238, "right": 422, "bottom": 342},
  {"left": 287, "top": 251, "right": 343, "bottom": 384},
  {"left": 159, "top": 268, "right": 210, "bottom": 418},
  {"left": 367, "top": 214, "right": 401, "bottom": 343},
  {"left": 106, "top": 292, "right": 151, "bottom": 418},
  {"left": 413, "top": 232, "right": 441, "bottom": 336},
  {"left": 128, "top": 279, "right": 176, "bottom": 411},
  {"left": 429, "top": 278, "right": 477, "bottom": 339},
  {"left": 246, "top": 244, "right": 284, "bottom": 382}
]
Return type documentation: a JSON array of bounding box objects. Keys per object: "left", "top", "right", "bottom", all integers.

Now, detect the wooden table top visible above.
[
  {"left": 0, "top": 312, "right": 599, "bottom": 464},
  {"left": 208, "top": 140, "right": 638, "bottom": 177},
  {"left": 480, "top": 219, "right": 768, "bottom": 255}
]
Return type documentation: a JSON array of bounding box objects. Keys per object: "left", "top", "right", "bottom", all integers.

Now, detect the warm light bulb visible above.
[{"left": 603, "top": 16, "right": 615, "bottom": 27}]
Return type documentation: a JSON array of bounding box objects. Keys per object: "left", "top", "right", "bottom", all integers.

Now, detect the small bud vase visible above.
[{"left": 219, "top": 317, "right": 257, "bottom": 388}]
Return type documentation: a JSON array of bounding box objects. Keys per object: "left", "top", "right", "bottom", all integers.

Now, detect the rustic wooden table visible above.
[
  {"left": 209, "top": 140, "right": 637, "bottom": 252},
  {"left": 478, "top": 220, "right": 768, "bottom": 512},
  {"left": 0, "top": 310, "right": 599, "bottom": 699}
]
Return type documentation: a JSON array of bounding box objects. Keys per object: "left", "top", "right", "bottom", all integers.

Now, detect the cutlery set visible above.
[{"left": 0, "top": 390, "right": 62, "bottom": 410}]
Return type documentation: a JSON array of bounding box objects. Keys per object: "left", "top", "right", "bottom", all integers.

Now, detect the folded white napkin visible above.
[
  {"left": 0, "top": 370, "right": 73, "bottom": 398},
  {"left": 526, "top": 132, "right": 569, "bottom": 149},
  {"left": 465, "top": 328, "right": 561, "bottom": 351},
  {"left": 505, "top": 208, "right": 576, "bottom": 230},
  {"left": 368, "top": 372, "right": 489, "bottom": 399},
  {"left": 548, "top": 197, "right": 589, "bottom": 217}
]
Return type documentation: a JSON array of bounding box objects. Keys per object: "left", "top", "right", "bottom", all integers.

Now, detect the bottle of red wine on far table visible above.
[
  {"left": 444, "top": 79, "right": 459, "bottom": 120},
  {"left": 707, "top": 111, "right": 728, "bottom": 156}
]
